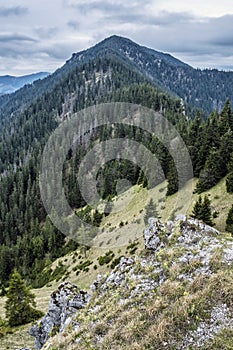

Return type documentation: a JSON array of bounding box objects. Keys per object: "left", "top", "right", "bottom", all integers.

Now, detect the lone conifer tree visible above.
[
  {"left": 226, "top": 153, "right": 233, "bottom": 193},
  {"left": 201, "top": 195, "right": 214, "bottom": 226},
  {"left": 144, "top": 198, "right": 159, "bottom": 224},
  {"left": 5, "top": 270, "right": 43, "bottom": 327},
  {"left": 192, "top": 196, "right": 203, "bottom": 220},
  {"left": 226, "top": 205, "right": 233, "bottom": 234},
  {"left": 192, "top": 195, "right": 213, "bottom": 226}
]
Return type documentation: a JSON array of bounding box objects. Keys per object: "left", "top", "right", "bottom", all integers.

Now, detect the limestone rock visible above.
[
  {"left": 144, "top": 218, "right": 163, "bottom": 250},
  {"left": 91, "top": 257, "right": 135, "bottom": 292},
  {"left": 27, "top": 216, "right": 233, "bottom": 350},
  {"left": 30, "top": 282, "right": 90, "bottom": 350}
]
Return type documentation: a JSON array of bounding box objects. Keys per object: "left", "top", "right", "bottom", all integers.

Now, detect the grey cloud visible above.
[
  {"left": 42, "top": 43, "right": 77, "bottom": 60},
  {"left": 67, "top": 21, "right": 80, "bottom": 30},
  {"left": 0, "top": 34, "right": 38, "bottom": 60},
  {"left": 0, "top": 33, "right": 37, "bottom": 43},
  {"left": 34, "top": 27, "right": 59, "bottom": 39},
  {"left": 64, "top": 0, "right": 152, "bottom": 15},
  {"left": 1, "top": 1, "right": 233, "bottom": 74},
  {"left": 0, "top": 6, "right": 28, "bottom": 17},
  {"left": 135, "top": 12, "right": 233, "bottom": 53},
  {"left": 65, "top": 1, "right": 196, "bottom": 28},
  {"left": 206, "top": 15, "right": 233, "bottom": 47},
  {"left": 212, "top": 38, "right": 233, "bottom": 46},
  {"left": 131, "top": 12, "right": 233, "bottom": 69},
  {"left": 104, "top": 11, "right": 196, "bottom": 26}
]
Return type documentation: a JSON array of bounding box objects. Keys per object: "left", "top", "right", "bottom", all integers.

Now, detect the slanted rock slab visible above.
[{"left": 30, "top": 282, "right": 90, "bottom": 350}]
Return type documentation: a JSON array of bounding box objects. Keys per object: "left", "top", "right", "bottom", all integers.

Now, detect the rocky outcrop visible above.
[
  {"left": 28, "top": 216, "right": 233, "bottom": 350},
  {"left": 182, "top": 304, "right": 233, "bottom": 349},
  {"left": 29, "top": 282, "right": 90, "bottom": 350},
  {"left": 144, "top": 217, "right": 163, "bottom": 250},
  {"left": 91, "top": 257, "right": 135, "bottom": 292}
]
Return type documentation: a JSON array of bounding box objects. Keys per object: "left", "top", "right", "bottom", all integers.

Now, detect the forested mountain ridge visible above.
[
  {"left": 1, "top": 34, "right": 232, "bottom": 126},
  {"left": 0, "top": 35, "right": 233, "bottom": 294},
  {"left": 0, "top": 53, "right": 180, "bottom": 289},
  {"left": 69, "top": 35, "right": 233, "bottom": 113}
]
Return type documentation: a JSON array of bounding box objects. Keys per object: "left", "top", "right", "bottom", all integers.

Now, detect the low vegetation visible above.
[{"left": 44, "top": 218, "right": 233, "bottom": 350}]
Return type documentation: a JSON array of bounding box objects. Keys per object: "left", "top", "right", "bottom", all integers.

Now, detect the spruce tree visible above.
[
  {"left": 226, "top": 205, "right": 233, "bottom": 234},
  {"left": 192, "top": 196, "right": 203, "bottom": 220},
  {"left": 226, "top": 153, "right": 233, "bottom": 193},
  {"left": 5, "top": 270, "right": 43, "bottom": 327},
  {"left": 195, "top": 150, "right": 223, "bottom": 193},
  {"left": 144, "top": 198, "right": 159, "bottom": 224},
  {"left": 104, "top": 197, "right": 113, "bottom": 216},
  {"left": 166, "top": 161, "right": 178, "bottom": 196},
  {"left": 201, "top": 195, "right": 214, "bottom": 226},
  {"left": 226, "top": 172, "right": 233, "bottom": 193},
  {"left": 192, "top": 195, "right": 213, "bottom": 226}
]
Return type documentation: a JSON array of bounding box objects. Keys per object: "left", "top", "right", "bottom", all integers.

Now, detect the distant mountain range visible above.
[{"left": 0, "top": 72, "right": 50, "bottom": 95}]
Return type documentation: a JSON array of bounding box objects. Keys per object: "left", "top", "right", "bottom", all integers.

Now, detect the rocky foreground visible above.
[{"left": 22, "top": 216, "right": 233, "bottom": 349}]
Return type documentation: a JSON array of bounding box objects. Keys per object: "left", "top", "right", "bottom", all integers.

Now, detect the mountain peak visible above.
[{"left": 69, "top": 35, "right": 190, "bottom": 70}]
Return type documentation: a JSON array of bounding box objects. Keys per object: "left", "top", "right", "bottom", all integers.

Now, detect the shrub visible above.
[{"left": 98, "top": 251, "right": 115, "bottom": 266}]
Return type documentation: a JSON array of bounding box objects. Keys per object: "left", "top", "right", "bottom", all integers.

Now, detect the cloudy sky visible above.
[{"left": 0, "top": 0, "right": 232, "bottom": 75}]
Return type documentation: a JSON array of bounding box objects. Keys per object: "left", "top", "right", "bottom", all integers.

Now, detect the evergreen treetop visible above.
[
  {"left": 5, "top": 270, "right": 43, "bottom": 327},
  {"left": 192, "top": 195, "right": 214, "bottom": 226},
  {"left": 144, "top": 198, "right": 159, "bottom": 225}
]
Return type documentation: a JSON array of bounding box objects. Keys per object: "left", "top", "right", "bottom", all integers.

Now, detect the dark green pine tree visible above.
[
  {"left": 104, "top": 196, "right": 113, "bottom": 216},
  {"left": 226, "top": 172, "right": 233, "bottom": 193},
  {"left": 166, "top": 161, "right": 178, "bottom": 196},
  {"left": 195, "top": 149, "right": 223, "bottom": 193},
  {"left": 226, "top": 205, "right": 233, "bottom": 234},
  {"left": 144, "top": 198, "right": 159, "bottom": 225},
  {"left": 192, "top": 196, "right": 203, "bottom": 220},
  {"left": 192, "top": 195, "right": 213, "bottom": 226},
  {"left": 5, "top": 270, "right": 43, "bottom": 327},
  {"left": 226, "top": 153, "right": 233, "bottom": 193},
  {"left": 219, "top": 99, "right": 233, "bottom": 133},
  {"left": 201, "top": 195, "right": 214, "bottom": 226},
  {"left": 93, "top": 210, "right": 103, "bottom": 226}
]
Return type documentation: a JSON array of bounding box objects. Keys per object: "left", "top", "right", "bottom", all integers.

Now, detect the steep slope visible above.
[
  {"left": 0, "top": 72, "right": 49, "bottom": 95},
  {"left": 0, "top": 55, "right": 174, "bottom": 288},
  {"left": 1, "top": 177, "right": 233, "bottom": 349},
  {"left": 0, "top": 34, "right": 233, "bottom": 300},
  {"left": 28, "top": 216, "right": 233, "bottom": 350}
]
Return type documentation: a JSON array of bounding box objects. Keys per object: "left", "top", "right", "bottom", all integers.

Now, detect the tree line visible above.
[{"left": 0, "top": 54, "right": 233, "bottom": 290}]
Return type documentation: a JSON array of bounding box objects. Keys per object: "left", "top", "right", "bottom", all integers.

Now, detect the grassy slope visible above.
[{"left": 0, "top": 177, "right": 232, "bottom": 349}]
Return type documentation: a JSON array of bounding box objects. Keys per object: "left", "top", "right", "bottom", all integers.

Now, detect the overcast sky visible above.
[{"left": 0, "top": 0, "right": 232, "bottom": 75}]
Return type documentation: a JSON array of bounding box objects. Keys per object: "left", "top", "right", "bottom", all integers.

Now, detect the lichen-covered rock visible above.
[
  {"left": 144, "top": 217, "right": 163, "bottom": 250},
  {"left": 91, "top": 257, "right": 135, "bottom": 292},
  {"left": 30, "top": 282, "right": 90, "bottom": 350},
  {"left": 181, "top": 304, "right": 233, "bottom": 349}
]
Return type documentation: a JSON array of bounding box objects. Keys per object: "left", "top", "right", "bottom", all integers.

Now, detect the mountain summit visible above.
[
  {"left": 69, "top": 35, "right": 191, "bottom": 69},
  {"left": 1, "top": 36, "right": 233, "bottom": 115},
  {"left": 65, "top": 35, "right": 233, "bottom": 113}
]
